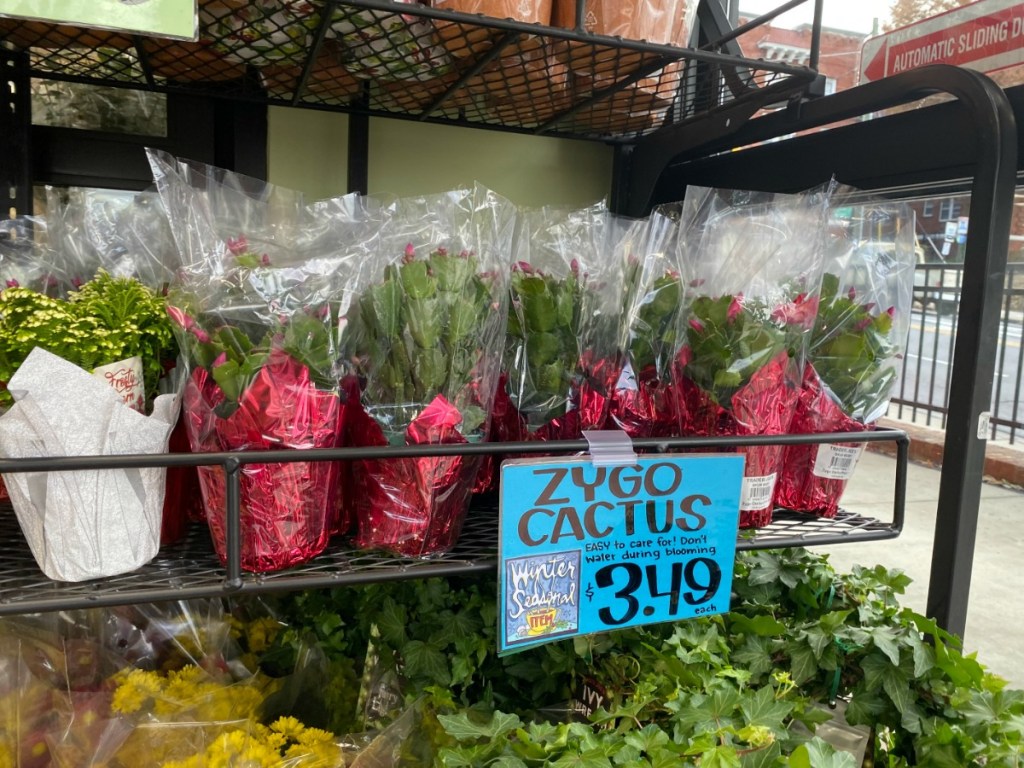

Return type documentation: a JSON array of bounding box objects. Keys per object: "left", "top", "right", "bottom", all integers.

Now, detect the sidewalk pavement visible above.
[{"left": 816, "top": 439, "right": 1024, "bottom": 689}]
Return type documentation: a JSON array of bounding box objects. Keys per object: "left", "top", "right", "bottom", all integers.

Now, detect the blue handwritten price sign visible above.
[{"left": 498, "top": 455, "right": 744, "bottom": 654}]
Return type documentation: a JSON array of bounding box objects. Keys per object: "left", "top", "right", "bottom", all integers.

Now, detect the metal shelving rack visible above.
[
  {"left": 0, "top": 430, "right": 908, "bottom": 615},
  {"left": 0, "top": 0, "right": 819, "bottom": 142},
  {"left": 0, "top": 1, "right": 1014, "bottom": 638}
]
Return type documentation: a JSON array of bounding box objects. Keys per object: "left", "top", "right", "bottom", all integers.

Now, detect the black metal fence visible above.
[{"left": 892, "top": 262, "right": 1024, "bottom": 443}]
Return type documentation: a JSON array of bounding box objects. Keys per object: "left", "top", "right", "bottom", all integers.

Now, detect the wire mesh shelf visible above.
[
  {"left": 0, "top": 503, "right": 901, "bottom": 615},
  {"left": 1, "top": 0, "right": 819, "bottom": 141},
  {"left": 0, "top": 427, "right": 906, "bottom": 615}
]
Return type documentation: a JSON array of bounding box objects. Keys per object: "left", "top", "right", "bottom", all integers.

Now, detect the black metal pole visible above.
[
  {"left": 224, "top": 458, "right": 243, "bottom": 590},
  {"left": 925, "top": 71, "right": 1017, "bottom": 638},
  {"left": 808, "top": 0, "right": 823, "bottom": 70},
  {"left": 347, "top": 86, "right": 370, "bottom": 194},
  {"left": 0, "top": 49, "right": 32, "bottom": 218}
]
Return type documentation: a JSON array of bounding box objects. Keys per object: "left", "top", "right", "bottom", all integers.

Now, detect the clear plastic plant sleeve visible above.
[
  {"left": 149, "top": 149, "right": 377, "bottom": 572},
  {"left": 774, "top": 197, "right": 915, "bottom": 517},
  {"left": 609, "top": 206, "right": 685, "bottom": 438},
  {"left": 674, "top": 184, "right": 832, "bottom": 528},
  {"left": 342, "top": 184, "right": 516, "bottom": 557},
  {"left": 475, "top": 203, "right": 626, "bottom": 493}
]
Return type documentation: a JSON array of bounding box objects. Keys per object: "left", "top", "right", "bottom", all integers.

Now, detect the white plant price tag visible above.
[
  {"left": 740, "top": 473, "right": 777, "bottom": 512},
  {"left": 812, "top": 444, "right": 864, "bottom": 480}
]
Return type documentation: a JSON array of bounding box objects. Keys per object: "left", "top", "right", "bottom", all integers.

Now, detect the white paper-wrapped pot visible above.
[{"left": 0, "top": 348, "right": 177, "bottom": 582}]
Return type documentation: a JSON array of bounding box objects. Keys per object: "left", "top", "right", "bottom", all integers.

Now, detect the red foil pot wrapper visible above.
[
  {"left": 774, "top": 365, "right": 870, "bottom": 518},
  {"left": 182, "top": 350, "right": 345, "bottom": 572},
  {"left": 677, "top": 352, "right": 800, "bottom": 529},
  {"left": 606, "top": 375, "right": 677, "bottom": 439},
  {"left": 475, "top": 368, "right": 613, "bottom": 494},
  {"left": 350, "top": 393, "right": 481, "bottom": 557},
  {"left": 160, "top": 414, "right": 204, "bottom": 545}
]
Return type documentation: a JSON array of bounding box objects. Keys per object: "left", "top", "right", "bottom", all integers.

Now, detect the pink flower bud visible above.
[
  {"left": 886, "top": 306, "right": 896, "bottom": 317},
  {"left": 689, "top": 278, "right": 705, "bottom": 288},
  {"left": 212, "top": 352, "right": 228, "bottom": 367},
  {"left": 166, "top": 305, "right": 190, "bottom": 330},
  {"left": 71, "top": 276, "right": 83, "bottom": 289},
  {"left": 404, "top": 242, "right": 415, "bottom": 261},
  {"left": 848, "top": 286, "right": 857, "bottom": 301},
  {"left": 678, "top": 345, "right": 693, "bottom": 367},
  {"left": 727, "top": 296, "right": 742, "bottom": 322},
  {"left": 167, "top": 306, "right": 212, "bottom": 343},
  {"left": 570, "top": 258, "right": 580, "bottom": 274},
  {"left": 261, "top": 253, "right": 271, "bottom": 267},
  {"left": 226, "top": 235, "right": 248, "bottom": 255},
  {"left": 4, "top": 279, "right": 18, "bottom": 288},
  {"left": 689, "top": 318, "right": 704, "bottom": 332},
  {"left": 516, "top": 261, "right": 534, "bottom": 274},
  {"left": 435, "top": 246, "right": 448, "bottom": 256},
  {"left": 853, "top": 317, "right": 872, "bottom": 332}
]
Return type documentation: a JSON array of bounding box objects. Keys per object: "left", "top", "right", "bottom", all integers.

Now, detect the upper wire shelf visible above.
[{"left": 1, "top": 0, "right": 820, "bottom": 142}]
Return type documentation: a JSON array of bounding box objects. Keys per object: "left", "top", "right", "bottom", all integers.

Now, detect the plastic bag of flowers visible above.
[
  {"left": 341, "top": 185, "right": 515, "bottom": 557},
  {"left": 0, "top": 263, "right": 180, "bottom": 581},
  {"left": 673, "top": 185, "right": 832, "bottom": 528},
  {"left": 149, "top": 149, "right": 376, "bottom": 572},
  {"left": 606, "top": 207, "right": 685, "bottom": 437},
  {"left": 475, "top": 203, "right": 626, "bottom": 492},
  {"left": 0, "top": 216, "right": 55, "bottom": 295},
  {"left": 43, "top": 185, "right": 183, "bottom": 296},
  {"left": 773, "top": 197, "right": 915, "bottom": 517}
]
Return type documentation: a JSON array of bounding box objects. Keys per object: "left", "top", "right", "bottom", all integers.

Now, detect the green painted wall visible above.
[
  {"left": 268, "top": 106, "right": 613, "bottom": 206},
  {"left": 267, "top": 108, "right": 349, "bottom": 200}
]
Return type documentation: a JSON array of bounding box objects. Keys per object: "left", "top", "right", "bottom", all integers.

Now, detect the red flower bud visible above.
[
  {"left": 727, "top": 296, "right": 742, "bottom": 322},
  {"left": 226, "top": 235, "right": 248, "bottom": 255}
]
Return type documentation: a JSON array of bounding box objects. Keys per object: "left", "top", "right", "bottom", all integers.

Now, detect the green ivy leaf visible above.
[
  {"left": 789, "top": 738, "right": 857, "bottom": 768},
  {"left": 438, "top": 710, "right": 522, "bottom": 741},
  {"left": 740, "top": 685, "right": 794, "bottom": 731},
  {"left": 803, "top": 626, "right": 832, "bottom": 661},
  {"left": 789, "top": 645, "right": 819, "bottom": 686},
  {"left": 732, "top": 636, "right": 775, "bottom": 678},
  {"left": 729, "top": 614, "right": 787, "bottom": 637},
  {"left": 403, "top": 639, "right": 452, "bottom": 686},
  {"left": 375, "top": 599, "right": 408, "bottom": 646},
  {"left": 624, "top": 724, "right": 671, "bottom": 754},
  {"left": 739, "top": 742, "right": 781, "bottom": 768},
  {"left": 691, "top": 745, "right": 742, "bottom": 768},
  {"left": 869, "top": 626, "right": 903, "bottom": 666},
  {"left": 844, "top": 690, "right": 887, "bottom": 726},
  {"left": 549, "top": 750, "right": 614, "bottom": 768}
]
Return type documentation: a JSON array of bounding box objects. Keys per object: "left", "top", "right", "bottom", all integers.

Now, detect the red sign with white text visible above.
[{"left": 861, "top": 0, "right": 1024, "bottom": 83}]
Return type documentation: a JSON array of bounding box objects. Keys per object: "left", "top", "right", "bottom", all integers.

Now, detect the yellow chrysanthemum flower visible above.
[{"left": 111, "top": 669, "right": 163, "bottom": 714}]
